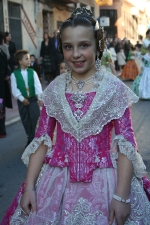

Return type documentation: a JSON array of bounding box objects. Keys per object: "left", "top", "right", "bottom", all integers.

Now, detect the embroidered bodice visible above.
[
  {"left": 35, "top": 93, "right": 137, "bottom": 182},
  {"left": 22, "top": 72, "right": 146, "bottom": 182}
]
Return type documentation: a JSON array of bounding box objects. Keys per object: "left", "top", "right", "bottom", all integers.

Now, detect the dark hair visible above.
[
  {"left": 5, "top": 32, "right": 10, "bottom": 37},
  {"left": 58, "top": 8, "right": 106, "bottom": 59},
  {"left": 0, "top": 31, "right": 4, "bottom": 45},
  {"left": 146, "top": 29, "right": 150, "bottom": 35},
  {"left": 109, "top": 42, "right": 114, "bottom": 48},
  {"left": 59, "top": 60, "right": 65, "bottom": 66},
  {"left": 30, "top": 54, "right": 36, "bottom": 58},
  {"left": 43, "top": 32, "right": 50, "bottom": 40},
  {"left": 14, "top": 50, "right": 29, "bottom": 64},
  {"left": 4, "top": 32, "right": 10, "bottom": 43}
]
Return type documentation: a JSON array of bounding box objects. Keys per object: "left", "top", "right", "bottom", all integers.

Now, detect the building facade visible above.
[
  {"left": 99, "top": 0, "right": 150, "bottom": 44},
  {"left": 0, "top": 0, "right": 99, "bottom": 58}
]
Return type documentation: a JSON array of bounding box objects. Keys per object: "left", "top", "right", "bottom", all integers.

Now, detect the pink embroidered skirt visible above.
[{"left": 2, "top": 164, "right": 150, "bottom": 225}]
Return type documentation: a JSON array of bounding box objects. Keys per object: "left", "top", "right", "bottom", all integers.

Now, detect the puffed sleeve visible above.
[
  {"left": 111, "top": 107, "right": 146, "bottom": 178},
  {"left": 21, "top": 105, "right": 56, "bottom": 166}
]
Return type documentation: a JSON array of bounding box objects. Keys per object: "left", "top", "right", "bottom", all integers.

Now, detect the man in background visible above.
[{"left": 50, "top": 30, "right": 62, "bottom": 78}]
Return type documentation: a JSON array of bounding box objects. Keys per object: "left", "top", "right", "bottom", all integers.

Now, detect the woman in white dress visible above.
[{"left": 138, "top": 44, "right": 150, "bottom": 99}]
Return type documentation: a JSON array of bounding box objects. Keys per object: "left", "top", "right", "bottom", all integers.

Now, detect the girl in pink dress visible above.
[{"left": 1, "top": 7, "right": 150, "bottom": 225}]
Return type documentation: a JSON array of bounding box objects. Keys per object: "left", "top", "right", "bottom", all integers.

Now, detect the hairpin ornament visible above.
[
  {"left": 95, "top": 21, "right": 100, "bottom": 31},
  {"left": 71, "top": 7, "right": 94, "bottom": 18},
  {"left": 99, "top": 28, "right": 105, "bottom": 51}
]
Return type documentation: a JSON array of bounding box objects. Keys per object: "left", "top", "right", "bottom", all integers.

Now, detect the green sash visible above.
[{"left": 14, "top": 68, "right": 35, "bottom": 98}]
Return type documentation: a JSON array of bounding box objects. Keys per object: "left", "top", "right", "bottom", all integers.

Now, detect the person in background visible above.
[
  {"left": 106, "top": 36, "right": 111, "bottom": 49},
  {"left": 117, "top": 47, "right": 126, "bottom": 72},
  {"left": 10, "top": 50, "right": 42, "bottom": 147},
  {"left": 114, "top": 38, "right": 122, "bottom": 71},
  {"left": 101, "top": 48, "right": 116, "bottom": 75},
  {"left": 0, "top": 39, "right": 10, "bottom": 60},
  {"left": 29, "top": 54, "right": 41, "bottom": 82},
  {"left": 135, "top": 41, "right": 142, "bottom": 50},
  {"left": 59, "top": 61, "right": 66, "bottom": 74},
  {"left": 4, "top": 32, "right": 17, "bottom": 72},
  {"left": 120, "top": 51, "right": 139, "bottom": 80},
  {"left": 132, "top": 44, "right": 150, "bottom": 99},
  {"left": 40, "top": 32, "right": 52, "bottom": 83},
  {"left": 50, "top": 30, "right": 63, "bottom": 78},
  {"left": 141, "top": 29, "right": 150, "bottom": 55},
  {"left": 0, "top": 31, "right": 12, "bottom": 138},
  {"left": 108, "top": 42, "right": 117, "bottom": 64},
  {"left": 123, "top": 38, "right": 131, "bottom": 61}
]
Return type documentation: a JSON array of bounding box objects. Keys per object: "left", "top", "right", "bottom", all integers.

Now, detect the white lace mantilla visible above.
[
  {"left": 21, "top": 134, "right": 52, "bottom": 166},
  {"left": 40, "top": 72, "right": 138, "bottom": 142},
  {"left": 111, "top": 135, "right": 146, "bottom": 178}
]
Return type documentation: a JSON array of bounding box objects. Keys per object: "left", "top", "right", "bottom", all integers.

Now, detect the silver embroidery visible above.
[
  {"left": 10, "top": 208, "right": 28, "bottom": 224},
  {"left": 110, "top": 135, "right": 146, "bottom": 178},
  {"left": 125, "top": 177, "right": 150, "bottom": 224},
  {"left": 22, "top": 134, "right": 52, "bottom": 166},
  {"left": 64, "top": 197, "right": 103, "bottom": 225}
]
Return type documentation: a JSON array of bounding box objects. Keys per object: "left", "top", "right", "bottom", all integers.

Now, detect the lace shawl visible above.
[{"left": 40, "top": 72, "right": 138, "bottom": 142}]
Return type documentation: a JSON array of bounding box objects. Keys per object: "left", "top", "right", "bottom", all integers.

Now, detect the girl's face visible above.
[{"left": 61, "top": 26, "right": 96, "bottom": 78}]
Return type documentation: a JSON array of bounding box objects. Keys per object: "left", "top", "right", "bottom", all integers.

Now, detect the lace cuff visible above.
[
  {"left": 21, "top": 134, "right": 52, "bottom": 166},
  {"left": 110, "top": 135, "right": 146, "bottom": 178}
]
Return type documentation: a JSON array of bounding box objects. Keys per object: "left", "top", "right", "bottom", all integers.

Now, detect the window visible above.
[
  {"left": 8, "top": 1, "right": 22, "bottom": 49},
  {"left": 100, "top": 9, "right": 117, "bottom": 38}
]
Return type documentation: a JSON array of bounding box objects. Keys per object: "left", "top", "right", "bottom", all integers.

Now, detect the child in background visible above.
[
  {"left": 59, "top": 61, "right": 66, "bottom": 74},
  {"left": 29, "top": 54, "right": 41, "bottom": 81},
  {"left": 132, "top": 44, "right": 150, "bottom": 99},
  {"left": 2, "top": 8, "right": 150, "bottom": 225},
  {"left": 10, "top": 50, "right": 43, "bottom": 147},
  {"left": 117, "top": 47, "right": 126, "bottom": 72}
]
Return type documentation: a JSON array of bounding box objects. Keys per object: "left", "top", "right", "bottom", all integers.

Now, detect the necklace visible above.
[
  {"left": 71, "top": 75, "right": 95, "bottom": 122},
  {"left": 71, "top": 75, "right": 95, "bottom": 91}
]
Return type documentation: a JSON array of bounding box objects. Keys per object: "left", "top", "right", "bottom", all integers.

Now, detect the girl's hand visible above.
[
  {"left": 108, "top": 198, "right": 131, "bottom": 225},
  {"left": 20, "top": 190, "right": 37, "bottom": 215}
]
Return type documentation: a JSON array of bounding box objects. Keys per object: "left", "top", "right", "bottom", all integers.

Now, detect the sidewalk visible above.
[{"left": 5, "top": 81, "right": 48, "bottom": 126}]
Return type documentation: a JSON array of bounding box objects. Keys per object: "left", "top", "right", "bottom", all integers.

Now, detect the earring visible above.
[
  {"left": 64, "top": 60, "right": 71, "bottom": 74},
  {"left": 95, "top": 51, "right": 101, "bottom": 72}
]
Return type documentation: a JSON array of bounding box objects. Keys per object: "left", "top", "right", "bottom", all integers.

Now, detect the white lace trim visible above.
[
  {"left": 21, "top": 134, "right": 52, "bottom": 166},
  {"left": 110, "top": 135, "right": 146, "bottom": 178},
  {"left": 39, "top": 72, "right": 138, "bottom": 142}
]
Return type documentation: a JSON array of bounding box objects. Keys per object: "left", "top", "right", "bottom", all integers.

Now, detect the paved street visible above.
[{"left": 0, "top": 80, "right": 150, "bottom": 221}]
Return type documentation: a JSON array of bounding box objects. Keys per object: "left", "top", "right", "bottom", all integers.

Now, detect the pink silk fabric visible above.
[{"left": 35, "top": 92, "right": 137, "bottom": 182}]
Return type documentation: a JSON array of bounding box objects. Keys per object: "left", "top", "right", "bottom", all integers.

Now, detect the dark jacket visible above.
[
  {"left": 8, "top": 41, "right": 17, "bottom": 72},
  {"left": 40, "top": 39, "right": 51, "bottom": 58},
  {"left": 49, "top": 37, "right": 63, "bottom": 73},
  {"left": 29, "top": 62, "right": 41, "bottom": 79},
  {"left": 0, "top": 49, "right": 12, "bottom": 108}
]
